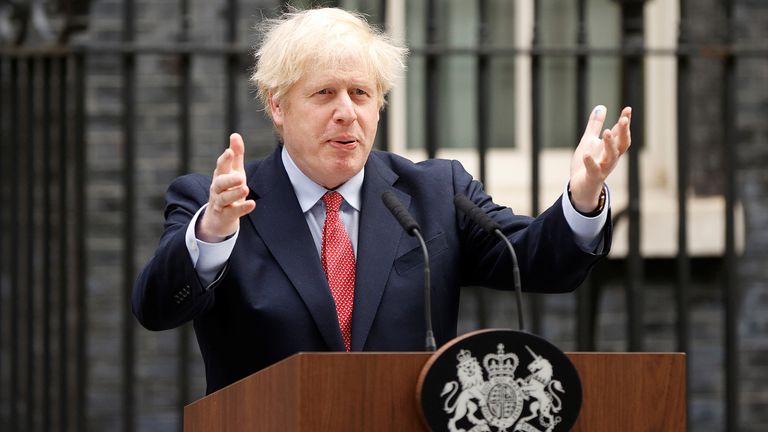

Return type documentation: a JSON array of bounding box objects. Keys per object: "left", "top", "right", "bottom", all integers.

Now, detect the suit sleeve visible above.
[
  {"left": 132, "top": 174, "right": 223, "bottom": 330},
  {"left": 452, "top": 160, "right": 612, "bottom": 294}
]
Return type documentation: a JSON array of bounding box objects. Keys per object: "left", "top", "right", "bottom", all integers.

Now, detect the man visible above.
[{"left": 133, "top": 8, "right": 631, "bottom": 394}]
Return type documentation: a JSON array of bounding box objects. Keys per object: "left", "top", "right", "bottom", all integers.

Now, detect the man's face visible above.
[{"left": 270, "top": 64, "right": 380, "bottom": 190}]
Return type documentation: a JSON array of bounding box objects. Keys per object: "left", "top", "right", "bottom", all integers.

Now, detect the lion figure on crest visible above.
[
  {"left": 517, "top": 346, "right": 564, "bottom": 431},
  {"left": 441, "top": 350, "right": 490, "bottom": 432}
]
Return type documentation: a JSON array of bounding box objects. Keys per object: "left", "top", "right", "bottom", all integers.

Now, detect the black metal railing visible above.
[
  {"left": 0, "top": 49, "right": 88, "bottom": 431},
  {"left": 1, "top": 0, "right": 764, "bottom": 431}
]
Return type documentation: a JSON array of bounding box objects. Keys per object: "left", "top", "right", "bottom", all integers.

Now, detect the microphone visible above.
[
  {"left": 453, "top": 193, "right": 525, "bottom": 331},
  {"left": 381, "top": 191, "right": 436, "bottom": 352}
]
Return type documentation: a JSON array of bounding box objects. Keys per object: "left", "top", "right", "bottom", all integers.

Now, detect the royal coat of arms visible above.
[{"left": 440, "top": 344, "right": 565, "bottom": 432}]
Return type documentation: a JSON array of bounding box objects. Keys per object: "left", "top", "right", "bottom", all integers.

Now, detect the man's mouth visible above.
[{"left": 329, "top": 137, "right": 358, "bottom": 146}]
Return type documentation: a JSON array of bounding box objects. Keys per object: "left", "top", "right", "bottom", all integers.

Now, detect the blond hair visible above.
[{"left": 251, "top": 8, "right": 408, "bottom": 118}]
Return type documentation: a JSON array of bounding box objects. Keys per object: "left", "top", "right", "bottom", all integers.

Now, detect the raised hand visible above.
[
  {"left": 196, "top": 133, "right": 257, "bottom": 242},
  {"left": 569, "top": 105, "right": 632, "bottom": 213}
]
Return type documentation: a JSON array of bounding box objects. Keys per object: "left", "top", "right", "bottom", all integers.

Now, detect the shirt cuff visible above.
[
  {"left": 561, "top": 182, "right": 610, "bottom": 253},
  {"left": 185, "top": 203, "right": 239, "bottom": 287}
]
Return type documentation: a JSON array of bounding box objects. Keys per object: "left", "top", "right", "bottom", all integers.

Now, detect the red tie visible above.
[{"left": 321, "top": 192, "right": 356, "bottom": 351}]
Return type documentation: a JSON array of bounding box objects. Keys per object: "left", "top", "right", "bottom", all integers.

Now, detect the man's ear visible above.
[{"left": 269, "top": 92, "right": 284, "bottom": 127}]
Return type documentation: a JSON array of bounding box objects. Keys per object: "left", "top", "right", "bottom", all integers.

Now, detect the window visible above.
[{"left": 386, "top": 0, "right": 743, "bottom": 256}]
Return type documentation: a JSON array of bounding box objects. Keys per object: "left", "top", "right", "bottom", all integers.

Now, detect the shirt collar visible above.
[{"left": 281, "top": 146, "right": 363, "bottom": 213}]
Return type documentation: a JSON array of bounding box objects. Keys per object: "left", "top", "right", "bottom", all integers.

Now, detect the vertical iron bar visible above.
[
  {"left": 25, "top": 56, "right": 37, "bottom": 432},
  {"left": 476, "top": 0, "right": 489, "bottom": 186},
  {"left": 74, "top": 51, "right": 88, "bottom": 432},
  {"left": 379, "top": 0, "right": 387, "bottom": 26},
  {"left": 379, "top": 101, "right": 389, "bottom": 151},
  {"left": 378, "top": 0, "right": 389, "bottom": 152},
  {"left": 178, "top": 0, "right": 192, "bottom": 427},
  {"left": 471, "top": 0, "right": 491, "bottom": 329},
  {"left": 0, "top": 54, "right": 5, "bottom": 432},
  {"left": 9, "top": 56, "right": 20, "bottom": 432},
  {"left": 722, "top": 0, "right": 738, "bottom": 429},
  {"left": 58, "top": 55, "right": 70, "bottom": 432},
  {"left": 575, "top": 0, "right": 588, "bottom": 139},
  {"left": 529, "top": 0, "right": 543, "bottom": 335},
  {"left": 0, "top": 55, "right": 3, "bottom": 430},
  {"left": 122, "top": 0, "right": 137, "bottom": 428},
  {"left": 42, "top": 56, "right": 53, "bottom": 432},
  {"left": 675, "top": 0, "right": 692, "bottom": 425},
  {"left": 226, "top": 0, "right": 239, "bottom": 137},
  {"left": 0, "top": 55, "right": 4, "bottom": 432},
  {"left": 619, "top": 0, "right": 645, "bottom": 352},
  {"left": 574, "top": 0, "right": 593, "bottom": 351},
  {"left": 424, "top": 0, "right": 438, "bottom": 159}
]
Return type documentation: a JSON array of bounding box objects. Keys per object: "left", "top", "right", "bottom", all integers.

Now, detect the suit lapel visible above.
[
  {"left": 350, "top": 153, "right": 408, "bottom": 350},
  {"left": 245, "top": 148, "right": 345, "bottom": 351}
]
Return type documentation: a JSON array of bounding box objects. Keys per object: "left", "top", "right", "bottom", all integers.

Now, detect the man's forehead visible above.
[{"left": 298, "top": 66, "right": 377, "bottom": 89}]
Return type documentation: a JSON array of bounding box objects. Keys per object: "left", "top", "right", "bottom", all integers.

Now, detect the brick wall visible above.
[
  {"left": 84, "top": 1, "right": 276, "bottom": 429},
  {"left": 734, "top": 1, "right": 768, "bottom": 430}
]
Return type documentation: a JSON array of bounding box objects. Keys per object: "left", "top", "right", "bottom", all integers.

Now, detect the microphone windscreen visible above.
[
  {"left": 454, "top": 194, "right": 500, "bottom": 234},
  {"left": 382, "top": 191, "right": 421, "bottom": 235}
]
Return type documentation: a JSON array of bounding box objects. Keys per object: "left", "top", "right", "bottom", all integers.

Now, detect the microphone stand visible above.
[
  {"left": 382, "top": 191, "right": 436, "bottom": 351},
  {"left": 413, "top": 230, "right": 436, "bottom": 351},
  {"left": 492, "top": 230, "right": 525, "bottom": 332},
  {"left": 454, "top": 193, "right": 526, "bottom": 332}
]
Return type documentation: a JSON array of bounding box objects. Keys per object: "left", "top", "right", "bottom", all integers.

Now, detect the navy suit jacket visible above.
[{"left": 132, "top": 147, "right": 611, "bottom": 394}]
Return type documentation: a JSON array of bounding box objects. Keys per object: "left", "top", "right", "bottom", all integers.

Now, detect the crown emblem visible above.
[{"left": 483, "top": 343, "right": 519, "bottom": 378}]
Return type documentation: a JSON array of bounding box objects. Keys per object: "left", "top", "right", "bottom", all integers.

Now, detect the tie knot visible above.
[{"left": 322, "top": 191, "right": 343, "bottom": 213}]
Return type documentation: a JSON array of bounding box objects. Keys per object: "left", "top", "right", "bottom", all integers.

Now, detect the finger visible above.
[
  {"left": 231, "top": 199, "right": 257, "bottom": 216},
  {"left": 212, "top": 184, "right": 250, "bottom": 210},
  {"left": 581, "top": 105, "right": 607, "bottom": 139},
  {"left": 612, "top": 107, "right": 631, "bottom": 133},
  {"left": 610, "top": 112, "right": 631, "bottom": 155},
  {"left": 229, "top": 133, "right": 246, "bottom": 173},
  {"left": 210, "top": 172, "right": 246, "bottom": 195},
  {"left": 617, "top": 117, "right": 631, "bottom": 154},
  {"left": 213, "top": 148, "right": 235, "bottom": 177},
  {"left": 622, "top": 106, "right": 632, "bottom": 123},
  {"left": 601, "top": 128, "right": 620, "bottom": 162},
  {"left": 620, "top": 110, "right": 632, "bottom": 152},
  {"left": 582, "top": 153, "right": 601, "bottom": 177},
  {"left": 215, "top": 199, "right": 256, "bottom": 220}
]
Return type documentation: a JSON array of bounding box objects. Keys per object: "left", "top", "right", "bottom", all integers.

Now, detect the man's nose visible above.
[{"left": 333, "top": 92, "right": 357, "bottom": 125}]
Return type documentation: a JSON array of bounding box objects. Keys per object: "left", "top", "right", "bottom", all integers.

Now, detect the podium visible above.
[{"left": 184, "top": 352, "right": 685, "bottom": 431}]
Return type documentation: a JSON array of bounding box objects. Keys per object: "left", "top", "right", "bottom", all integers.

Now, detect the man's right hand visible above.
[{"left": 196, "top": 133, "right": 257, "bottom": 243}]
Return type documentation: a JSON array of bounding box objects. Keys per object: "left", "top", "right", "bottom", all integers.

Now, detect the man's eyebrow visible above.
[{"left": 349, "top": 81, "right": 376, "bottom": 90}]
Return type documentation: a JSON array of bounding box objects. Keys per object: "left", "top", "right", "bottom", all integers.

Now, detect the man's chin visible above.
[{"left": 321, "top": 164, "right": 363, "bottom": 188}]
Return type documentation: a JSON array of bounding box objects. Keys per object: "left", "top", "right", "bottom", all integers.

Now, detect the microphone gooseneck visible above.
[
  {"left": 381, "top": 191, "right": 436, "bottom": 352},
  {"left": 381, "top": 191, "right": 420, "bottom": 234},
  {"left": 454, "top": 194, "right": 525, "bottom": 332}
]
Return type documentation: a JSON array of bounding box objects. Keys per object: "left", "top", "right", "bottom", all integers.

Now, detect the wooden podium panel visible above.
[
  {"left": 569, "top": 353, "right": 686, "bottom": 431},
  {"left": 184, "top": 353, "right": 432, "bottom": 431},
  {"left": 184, "top": 352, "right": 685, "bottom": 431}
]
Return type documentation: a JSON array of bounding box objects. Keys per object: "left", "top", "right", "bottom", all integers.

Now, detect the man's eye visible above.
[
  {"left": 353, "top": 89, "right": 368, "bottom": 96},
  {"left": 317, "top": 89, "right": 329, "bottom": 95}
]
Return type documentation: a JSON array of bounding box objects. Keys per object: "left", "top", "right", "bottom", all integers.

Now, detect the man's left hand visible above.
[{"left": 569, "top": 105, "right": 632, "bottom": 213}]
